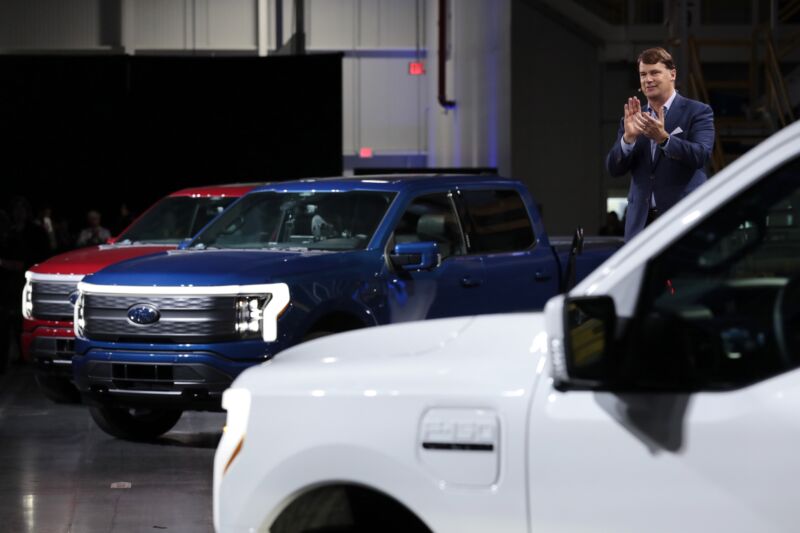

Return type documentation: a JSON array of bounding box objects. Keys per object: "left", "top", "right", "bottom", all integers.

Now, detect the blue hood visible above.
[{"left": 85, "top": 249, "right": 369, "bottom": 287}]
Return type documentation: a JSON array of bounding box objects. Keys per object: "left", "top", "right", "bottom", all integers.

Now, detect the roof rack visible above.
[{"left": 352, "top": 167, "right": 497, "bottom": 176}]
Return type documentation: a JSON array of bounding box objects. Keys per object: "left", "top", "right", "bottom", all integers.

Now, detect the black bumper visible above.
[
  {"left": 76, "top": 360, "right": 233, "bottom": 411},
  {"left": 31, "top": 337, "right": 75, "bottom": 380}
]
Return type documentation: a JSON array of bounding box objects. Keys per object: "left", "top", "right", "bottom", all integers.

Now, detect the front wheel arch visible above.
[
  {"left": 270, "top": 483, "right": 432, "bottom": 533},
  {"left": 301, "top": 312, "right": 368, "bottom": 341}
]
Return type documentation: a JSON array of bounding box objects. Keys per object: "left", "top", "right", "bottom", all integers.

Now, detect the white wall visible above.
[
  {"left": 303, "top": 0, "right": 428, "bottom": 163},
  {"left": 128, "top": 0, "right": 257, "bottom": 51},
  {"left": 0, "top": 0, "right": 428, "bottom": 169},
  {"left": 426, "top": 0, "right": 512, "bottom": 175},
  {"left": 511, "top": 0, "right": 604, "bottom": 235}
]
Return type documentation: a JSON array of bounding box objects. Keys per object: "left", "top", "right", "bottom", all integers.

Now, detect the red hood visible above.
[{"left": 28, "top": 244, "right": 174, "bottom": 276}]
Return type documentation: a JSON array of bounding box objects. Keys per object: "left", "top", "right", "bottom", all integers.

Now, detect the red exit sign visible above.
[{"left": 408, "top": 61, "right": 425, "bottom": 76}]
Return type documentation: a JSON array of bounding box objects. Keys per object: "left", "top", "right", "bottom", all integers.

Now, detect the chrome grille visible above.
[
  {"left": 82, "top": 294, "right": 238, "bottom": 343},
  {"left": 31, "top": 281, "right": 78, "bottom": 321}
]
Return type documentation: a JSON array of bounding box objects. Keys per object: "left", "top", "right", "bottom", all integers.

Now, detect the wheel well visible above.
[
  {"left": 305, "top": 312, "right": 366, "bottom": 336},
  {"left": 271, "top": 484, "right": 432, "bottom": 533}
]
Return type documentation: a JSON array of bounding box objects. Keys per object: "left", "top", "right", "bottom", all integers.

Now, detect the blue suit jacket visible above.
[{"left": 606, "top": 93, "right": 715, "bottom": 241}]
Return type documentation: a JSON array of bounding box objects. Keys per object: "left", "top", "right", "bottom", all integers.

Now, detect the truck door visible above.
[
  {"left": 384, "top": 192, "right": 488, "bottom": 321},
  {"left": 455, "top": 188, "right": 560, "bottom": 312},
  {"left": 527, "top": 156, "right": 800, "bottom": 532}
]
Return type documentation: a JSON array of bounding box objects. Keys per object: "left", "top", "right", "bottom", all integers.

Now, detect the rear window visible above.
[{"left": 458, "top": 189, "right": 535, "bottom": 253}]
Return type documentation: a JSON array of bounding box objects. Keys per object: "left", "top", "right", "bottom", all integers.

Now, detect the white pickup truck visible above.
[{"left": 214, "top": 120, "right": 800, "bottom": 533}]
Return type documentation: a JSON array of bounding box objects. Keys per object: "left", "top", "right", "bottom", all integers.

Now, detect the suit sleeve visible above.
[
  {"left": 662, "top": 103, "right": 714, "bottom": 169},
  {"left": 605, "top": 118, "right": 633, "bottom": 177}
]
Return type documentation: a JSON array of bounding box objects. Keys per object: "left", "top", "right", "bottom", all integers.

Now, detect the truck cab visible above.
[
  {"left": 73, "top": 174, "right": 618, "bottom": 440},
  {"left": 213, "top": 122, "right": 800, "bottom": 533}
]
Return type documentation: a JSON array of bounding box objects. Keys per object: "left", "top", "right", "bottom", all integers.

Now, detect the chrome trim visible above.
[
  {"left": 27, "top": 272, "right": 85, "bottom": 282},
  {"left": 107, "top": 389, "right": 183, "bottom": 396}
]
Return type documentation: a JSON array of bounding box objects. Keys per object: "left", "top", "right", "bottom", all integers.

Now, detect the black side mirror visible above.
[{"left": 553, "top": 295, "right": 617, "bottom": 390}]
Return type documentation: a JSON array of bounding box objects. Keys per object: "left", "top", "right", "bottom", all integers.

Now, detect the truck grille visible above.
[
  {"left": 32, "top": 281, "right": 78, "bottom": 321},
  {"left": 82, "top": 294, "right": 238, "bottom": 343}
]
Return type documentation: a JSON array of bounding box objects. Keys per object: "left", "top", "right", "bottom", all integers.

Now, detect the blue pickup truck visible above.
[{"left": 74, "top": 175, "right": 621, "bottom": 439}]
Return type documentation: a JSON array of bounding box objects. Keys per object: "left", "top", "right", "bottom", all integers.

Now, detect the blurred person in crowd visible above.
[
  {"left": 112, "top": 203, "right": 135, "bottom": 236},
  {"left": 76, "top": 209, "right": 111, "bottom": 247},
  {"left": 0, "top": 209, "right": 11, "bottom": 372},
  {"left": 35, "top": 205, "right": 58, "bottom": 253},
  {"left": 0, "top": 197, "right": 50, "bottom": 370},
  {"left": 54, "top": 217, "right": 74, "bottom": 252},
  {"left": 599, "top": 211, "right": 624, "bottom": 236}
]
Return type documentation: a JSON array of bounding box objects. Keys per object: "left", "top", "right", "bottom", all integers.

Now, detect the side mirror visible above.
[
  {"left": 177, "top": 238, "right": 193, "bottom": 250},
  {"left": 390, "top": 241, "right": 440, "bottom": 271},
  {"left": 550, "top": 295, "right": 617, "bottom": 391}
]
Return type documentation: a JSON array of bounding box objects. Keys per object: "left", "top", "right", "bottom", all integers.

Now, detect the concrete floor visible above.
[{"left": 0, "top": 363, "right": 225, "bottom": 533}]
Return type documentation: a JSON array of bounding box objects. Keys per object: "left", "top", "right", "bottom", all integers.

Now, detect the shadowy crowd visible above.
[{"left": 0, "top": 195, "right": 134, "bottom": 373}]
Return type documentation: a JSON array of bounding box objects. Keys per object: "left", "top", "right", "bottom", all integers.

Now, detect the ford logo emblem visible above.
[
  {"left": 68, "top": 291, "right": 80, "bottom": 307},
  {"left": 127, "top": 304, "right": 160, "bottom": 325}
]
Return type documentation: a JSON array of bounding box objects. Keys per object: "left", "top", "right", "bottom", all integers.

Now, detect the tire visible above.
[
  {"left": 34, "top": 373, "right": 82, "bottom": 404},
  {"left": 89, "top": 405, "right": 183, "bottom": 441}
]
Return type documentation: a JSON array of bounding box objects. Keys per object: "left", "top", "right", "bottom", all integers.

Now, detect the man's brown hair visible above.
[{"left": 637, "top": 47, "right": 676, "bottom": 70}]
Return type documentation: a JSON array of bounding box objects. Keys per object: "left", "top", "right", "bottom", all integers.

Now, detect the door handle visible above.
[
  {"left": 461, "top": 276, "right": 483, "bottom": 288},
  {"left": 534, "top": 271, "right": 552, "bottom": 282}
]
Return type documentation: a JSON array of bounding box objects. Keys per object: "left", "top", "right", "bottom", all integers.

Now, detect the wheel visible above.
[
  {"left": 89, "top": 405, "right": 183, "bottom": 441},
  {"left": 34, "top": 373, "right": 81, "bottom": 404}
]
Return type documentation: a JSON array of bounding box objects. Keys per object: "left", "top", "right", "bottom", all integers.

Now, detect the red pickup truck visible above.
[{"left": 22, "top": 184, "right": 257, "bottom": 402}]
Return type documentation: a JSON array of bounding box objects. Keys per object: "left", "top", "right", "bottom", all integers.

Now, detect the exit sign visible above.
[{"left": 408, "top": 61, "right": 425, "bottom": 76}]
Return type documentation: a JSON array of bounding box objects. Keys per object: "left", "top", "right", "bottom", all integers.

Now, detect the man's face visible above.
[{"left": 639, "top": 61, "right": 676, "bottom": 102}]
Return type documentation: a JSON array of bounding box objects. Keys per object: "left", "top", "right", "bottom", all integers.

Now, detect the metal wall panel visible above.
[
  {"left": 206, "top": 0, "right": 257, "bottom": 49},
  {"left": 307, "top": 0, "right": 356, "bottom": 49},
  {"left": 0, "top": 0, "right": 101, "bottom": 50},
  {"left": 376, "top": 0, "right": 420, "bottom": 48},
  {"left": 133, "top": 0, "right": 192, "bottom": 50},
  {"left": 0, "top": 0, "right": 426, "bottom": 166},
  {"left": 357, "top": 57, "right": 426, "bottom": 153},
  {"left": 343, "top": 57, "right": 359, "bottom": 153}
]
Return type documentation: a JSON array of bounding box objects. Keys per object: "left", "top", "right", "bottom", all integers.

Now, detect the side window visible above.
[
  {"left": 457, "top": 189, "right": 535, "bottom": 254},
  {"left": 391, "top": 193, "right": 465, "bottom": 259},
  {"left": 627, "top": 156, "right": 800, "bottom": 389}
]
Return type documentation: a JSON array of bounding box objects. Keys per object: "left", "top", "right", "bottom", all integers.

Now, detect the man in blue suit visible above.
[{"left": 606, "top": 47, "right": 715, "bottom": 241}]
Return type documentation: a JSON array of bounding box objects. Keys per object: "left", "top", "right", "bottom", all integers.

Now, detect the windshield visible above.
[
  {"left": 192, "top": 190, "right": 395, "bottom": 251},
  {"left": 117, "top": 196, "right": 237, "bottom": 245}
]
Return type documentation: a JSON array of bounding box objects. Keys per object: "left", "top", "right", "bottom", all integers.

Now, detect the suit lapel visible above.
[
  {"left": 664, "top": 93, "right": 684, "bottom": 138},
  {"left": 652, "top": 93, "right": 684, "bottom": 170}
]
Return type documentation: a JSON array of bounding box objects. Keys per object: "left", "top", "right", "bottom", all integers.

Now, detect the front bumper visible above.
[
  {"left": 23, "top": 318, "right": 75, "bottom": 373},
  {"left": 73, "top": 340, "right": 280, "bottom": 411}
]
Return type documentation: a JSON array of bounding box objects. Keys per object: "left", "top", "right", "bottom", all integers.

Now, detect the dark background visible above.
[{"left": 0, "top": 53, "right": 343, "bottom": 233}]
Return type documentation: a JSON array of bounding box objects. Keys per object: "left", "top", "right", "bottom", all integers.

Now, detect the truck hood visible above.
[
  {"left": 234, "top": 312, "right": 548, "bottom": 400},
  {"left": 29, "top": 244, "right": 174, "bottom": 276},
  {"left": 84, "top": 248, "right": 353, "bottom": 287}
]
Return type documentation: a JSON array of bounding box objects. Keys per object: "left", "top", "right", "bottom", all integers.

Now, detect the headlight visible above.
[
  {"left": 21, "top": 274, "right": 33, "bottom": 319},
  {"left": 74, "top": 293, "right": 86, "bottom": 337},
  {"left": 235, "top": 295, "right": 271, "bottom": 339},
  {"left": 217, "top": 388, "right": 252, "bottom": 475}
]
